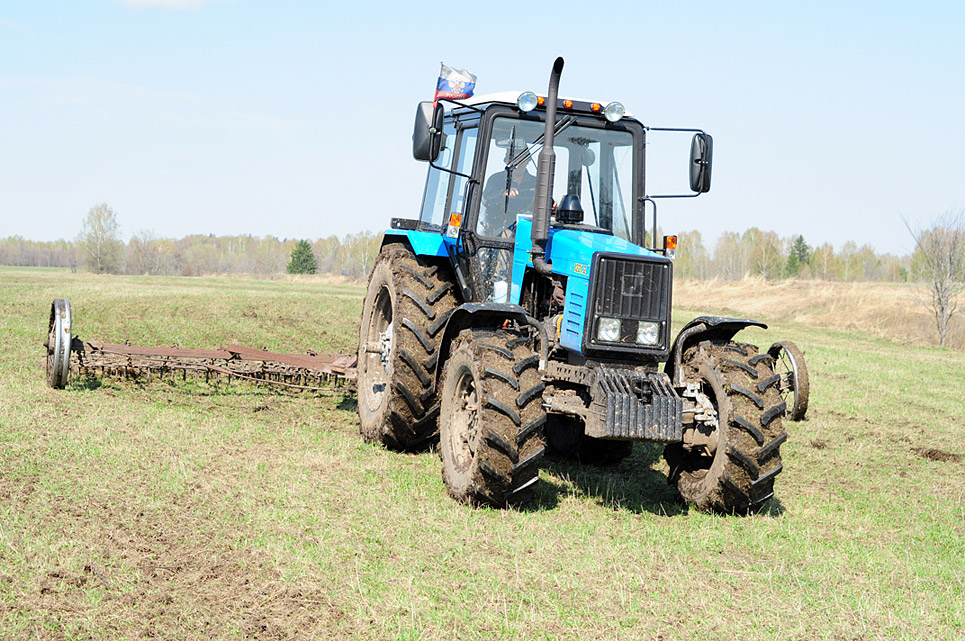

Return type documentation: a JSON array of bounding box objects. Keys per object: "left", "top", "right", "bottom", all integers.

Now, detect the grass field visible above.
[{"left": 1, "top": 267, "right": 963, "bottom": 640}]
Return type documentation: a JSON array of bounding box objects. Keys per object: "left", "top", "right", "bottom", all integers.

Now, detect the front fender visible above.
[
  {"left": 434, "top": 303, "right": 549, "bottom": 389},
  {"left": 665, "top": 316, "right": 767, "bottom": 386}
]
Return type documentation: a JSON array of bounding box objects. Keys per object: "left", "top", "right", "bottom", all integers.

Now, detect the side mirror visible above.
[
  {"left": 689, "top": 133, "right": 713, "bottom": 193},
  {"left": 412, "top": 101, "right": 445, "bottom": 162}
]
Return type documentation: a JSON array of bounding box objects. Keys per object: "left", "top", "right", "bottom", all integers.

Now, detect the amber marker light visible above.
[
  {"left": 590, "top": 102, "right": 602, "bottom": 112},
  {"left": 537, "top": 96, "right": 546, "bottom": 106},
  {"left": 562, "top": 99, "right": 573, "bottom": 109},
  {"left": 664, "top": 235, "right": 678, "bottom": 259},
  {"left": 446, "top": 212, "right": 463, "bottom": 239}
]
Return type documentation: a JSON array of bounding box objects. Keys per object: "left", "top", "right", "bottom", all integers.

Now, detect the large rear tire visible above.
[
  {"left": 665, "top": 340, "right": 787, "bottom": 514},
  {"left": 439, "top": 328, "right": 546, "bottom": 507},
  {"left": 356, "top": 245, "right": 458, "bottom": 450}
]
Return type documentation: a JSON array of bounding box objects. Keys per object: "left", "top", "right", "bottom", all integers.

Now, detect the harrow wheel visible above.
[
  {"left": 767, "top": 340, "right": 810, "bottom": 421},
  {"left": 439, "top": 328, "right": 546, "bottom": 507},
  {"left": 45, "top": 299, "right": 72, "bottom": 389},
  {"left": 357, "top": 245, "right": 458, "bottom": 450},
  {"left": 665, "top": 340, "right": 787, "bottom": 514}
]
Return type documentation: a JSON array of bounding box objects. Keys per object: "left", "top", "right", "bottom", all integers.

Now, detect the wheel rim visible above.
[
  {"left": 689, "top": 376, "right": 721, "bottom": 477},
  {"left": 46, "top": 322, "right": 59, "bottom": 385},
  {"left": 361, "top": 284, "right": 393, "bottom": 413},
  {"left": 771, "top": 345, "right": 799, "bottom": 413},
  {"left": 447, "top": 364, "right": 479, "bottom": 481}
]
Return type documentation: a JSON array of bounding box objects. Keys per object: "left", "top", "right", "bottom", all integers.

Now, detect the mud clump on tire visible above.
[
  {"left": 439, "top": 328, "right": 546, "bottom": 507},
  {"left": 665, "top": 340, "right": 787, "bottom": 514}
]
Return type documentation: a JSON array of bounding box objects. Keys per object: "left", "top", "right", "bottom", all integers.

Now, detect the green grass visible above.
[{"left": 1, "top": 267, "right": 962, "bottom": 640}]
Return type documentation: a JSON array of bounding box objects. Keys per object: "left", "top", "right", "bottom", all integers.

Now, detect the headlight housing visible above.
[
  {"left": 603, "top": 102, "right": 625, "bottom": 122},
  {"left": 596, "top": 317, "right": 621, "bottom": 343},
  {"left": 516, "top": 91, "right": 539, "bottom": 112},
  {"left": 636, "top": 321, "right": 660, "bottom": 345}
]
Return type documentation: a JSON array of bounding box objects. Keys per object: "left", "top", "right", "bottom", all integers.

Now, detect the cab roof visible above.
[{"left": 452, "top": 91, "right": 635, "bottom": 118}]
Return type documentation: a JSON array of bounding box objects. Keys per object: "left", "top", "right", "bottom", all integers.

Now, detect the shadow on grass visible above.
[
  {"left": 529, "top": 442, "right": 787, "bottom": 518},
  {"left": 68, "top": 376, "right": 103, "bottom": 391},
  {"left": 530, "top": 442, "right": 690, "bottom": 516}
]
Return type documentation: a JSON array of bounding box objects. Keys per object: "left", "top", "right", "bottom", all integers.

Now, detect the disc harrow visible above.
[{"left": 43, "top": 299, "right": 357, "bottom": 392}]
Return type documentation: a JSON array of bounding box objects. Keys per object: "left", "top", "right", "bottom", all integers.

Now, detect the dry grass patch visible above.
[{"left": 674, "top": 277, "right": 964, "bottom": 350}]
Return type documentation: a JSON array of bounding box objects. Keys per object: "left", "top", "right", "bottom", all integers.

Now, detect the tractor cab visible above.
[{"left": 411, "top": 91, "right": 656, "bottom": 305}]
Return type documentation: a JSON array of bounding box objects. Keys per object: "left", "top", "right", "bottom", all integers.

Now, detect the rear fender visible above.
[
  {"left": 665, "top": 316, "right": 767, "bottom": 386},
  {"left": 382, "top": 228, "right": 448, "bottom": 258},
  {"left": 434, "top": 302, "right": 549, "bottom": 389}
]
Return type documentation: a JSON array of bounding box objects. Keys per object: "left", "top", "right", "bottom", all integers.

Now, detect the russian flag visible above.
[{"left": 434, "top": 63, "right": 476, "bottom": 105}]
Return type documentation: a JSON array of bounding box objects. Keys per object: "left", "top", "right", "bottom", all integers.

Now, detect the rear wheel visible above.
[
  {"left": 665, "top": 340, "right": 787, "bottom": 514},
  {"left": 439, "top": 328, "right": 546, "bottom": 507},
  {"left": 357, "top": 245, "right": 458, "bottom": 450}
]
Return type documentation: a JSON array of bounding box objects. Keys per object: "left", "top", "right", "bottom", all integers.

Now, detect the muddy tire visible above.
[
  {"left": 439, "top": 328, "right": 546, "bottom": 507},
  {"left": 357, "top": 245, "right": 458, "bottom": 450},
  {"left": 767, "top": 340, "right": 810, "bottom": 421},
  {"left": 545, "top": 415, "right": 633, "bottom": 465},
  {"left": 665, "top": 340, "right": 787, "bottom": 514}
]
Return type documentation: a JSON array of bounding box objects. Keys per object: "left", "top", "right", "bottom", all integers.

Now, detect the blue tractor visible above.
[{"left": 357, "top": 58, "right": 788, "bottom": 513}]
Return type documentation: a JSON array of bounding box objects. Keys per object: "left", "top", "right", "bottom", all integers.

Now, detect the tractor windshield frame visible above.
[{"left": 465, "top": 105, "right": 647, "bottom": 247}]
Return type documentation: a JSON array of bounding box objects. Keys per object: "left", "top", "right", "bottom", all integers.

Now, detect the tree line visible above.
[
  {"left": 0, "top": 204, "right": 953, "bottom": 289},
  {"left": 671, "top": 228, "right": 910, "bottom": 282},
  {"left": 0, "top": 204, "right": 381, "bottom": 279}
]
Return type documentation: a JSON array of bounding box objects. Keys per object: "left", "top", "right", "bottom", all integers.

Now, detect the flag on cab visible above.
[{"left": 434, "top": 63, "right": 476, "bottom": 105}]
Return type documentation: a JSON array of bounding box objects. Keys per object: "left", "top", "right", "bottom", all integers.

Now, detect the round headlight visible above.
[
  {"left": 517, "top": 91, "right": 539, "bottom": 113},
  {"left": 603, "top": 101, "right": 625, "bottom": 122},
  {"left": 636, "top": 321, "right": 660, "bottom": 345},
  {"left": 597, "top": 317, "right": 621, "bottom": 342}
]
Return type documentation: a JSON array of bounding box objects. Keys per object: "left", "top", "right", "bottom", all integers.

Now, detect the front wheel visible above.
[
  {"left": 439, "top": 328, "right": 546, "bottom": 507},
  {"left": 665, "top": 340, "right": 787, "bottom": 514}
]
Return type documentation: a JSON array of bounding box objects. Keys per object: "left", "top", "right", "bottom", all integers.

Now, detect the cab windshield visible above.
[{"left": 478, "top": 116, "right": 635, "bottom": 240}]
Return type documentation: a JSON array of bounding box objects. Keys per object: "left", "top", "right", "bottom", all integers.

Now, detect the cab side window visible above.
[{"left": 418, "top": 121, "right": 477, "bottom": 229}]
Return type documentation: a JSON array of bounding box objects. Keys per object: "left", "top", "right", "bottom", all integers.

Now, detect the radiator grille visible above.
[
  {"left": 595, "top": 256, "right": 670, "bottom": 320},
  {"left": 586, "top": 253, "right": 673, "bottom": 355}
]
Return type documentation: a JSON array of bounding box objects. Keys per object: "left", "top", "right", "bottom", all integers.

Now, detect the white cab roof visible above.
[{"left": 453, "top": 91, "right": 635, "bottom": 117}]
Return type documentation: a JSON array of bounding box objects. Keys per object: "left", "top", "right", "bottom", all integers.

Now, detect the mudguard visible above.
[
  {"left": 435, "top": 302, "right": 549, "bottom": 388},
  {"left": 665, "top": 316, "right": 767, "bottom": 386}
]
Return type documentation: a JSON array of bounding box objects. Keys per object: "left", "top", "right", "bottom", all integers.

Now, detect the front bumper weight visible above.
[{"left": 585, "top": 369, "right": 682, "bottom": 442}]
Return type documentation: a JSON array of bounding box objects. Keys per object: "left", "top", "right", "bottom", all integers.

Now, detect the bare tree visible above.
[
  {"left": 906, "top": 210, "right": 965, "bottom": 347},
  {"left": 77, "top": 203, "right": 124, "bottom": 274},
  {"left": 127, "top": 230, "right": 177, "bottom": 275}
]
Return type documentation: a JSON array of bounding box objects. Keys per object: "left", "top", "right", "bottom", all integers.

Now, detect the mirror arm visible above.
[
  {"left": 428, "top": 159, "right": 476, "bottom": 182},
  {"left": 646, "top": 192, "right": 701, "bottom": 199},
  {"left": 645, "top": 125, "right": 710, "bottom": 198}
]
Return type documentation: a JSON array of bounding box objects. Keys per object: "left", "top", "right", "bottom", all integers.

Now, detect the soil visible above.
[
  {"left": 911, "top": 447, "right": 962, "bottom": 463},
  {"left": 2, "top": 456, "right": 347, "bottom": 640}
]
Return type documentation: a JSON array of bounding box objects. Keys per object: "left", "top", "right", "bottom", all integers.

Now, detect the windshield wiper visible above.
[
  {"left": 503, "top": 125, "right": 518, "bottom": 213},
  {"left": 508, "top": 115, "right": 575, "bottom": 169}
]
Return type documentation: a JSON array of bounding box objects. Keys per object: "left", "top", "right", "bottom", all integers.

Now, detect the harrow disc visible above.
[{"left": 46, "top": 299, "right": 72, "bottom": 389}]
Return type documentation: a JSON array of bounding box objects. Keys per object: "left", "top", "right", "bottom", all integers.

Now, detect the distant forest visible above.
[
  {"left": 0, "top": 227, "right": 910, "bottom": 282},
  {"left": 0, "top": 231, "right": 382, "bottom": 279}
]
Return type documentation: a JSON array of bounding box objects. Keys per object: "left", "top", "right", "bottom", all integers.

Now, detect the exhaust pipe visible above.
[{"left": 530, "top": 56, "right": 564, "bottom": 276}]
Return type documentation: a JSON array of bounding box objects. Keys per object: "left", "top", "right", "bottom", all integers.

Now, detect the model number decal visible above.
[{"left": 573, "top": 263, "right": 588, "bottom": 275}]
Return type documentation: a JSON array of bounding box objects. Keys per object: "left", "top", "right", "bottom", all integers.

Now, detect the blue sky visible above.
[{"left": 2, "top": 0, "right": 963, "bottom": 255}]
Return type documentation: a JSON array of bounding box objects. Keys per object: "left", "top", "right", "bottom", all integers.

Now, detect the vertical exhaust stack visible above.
[{"left": 530, "top": 57, "right": 564, "bottom": 276}]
